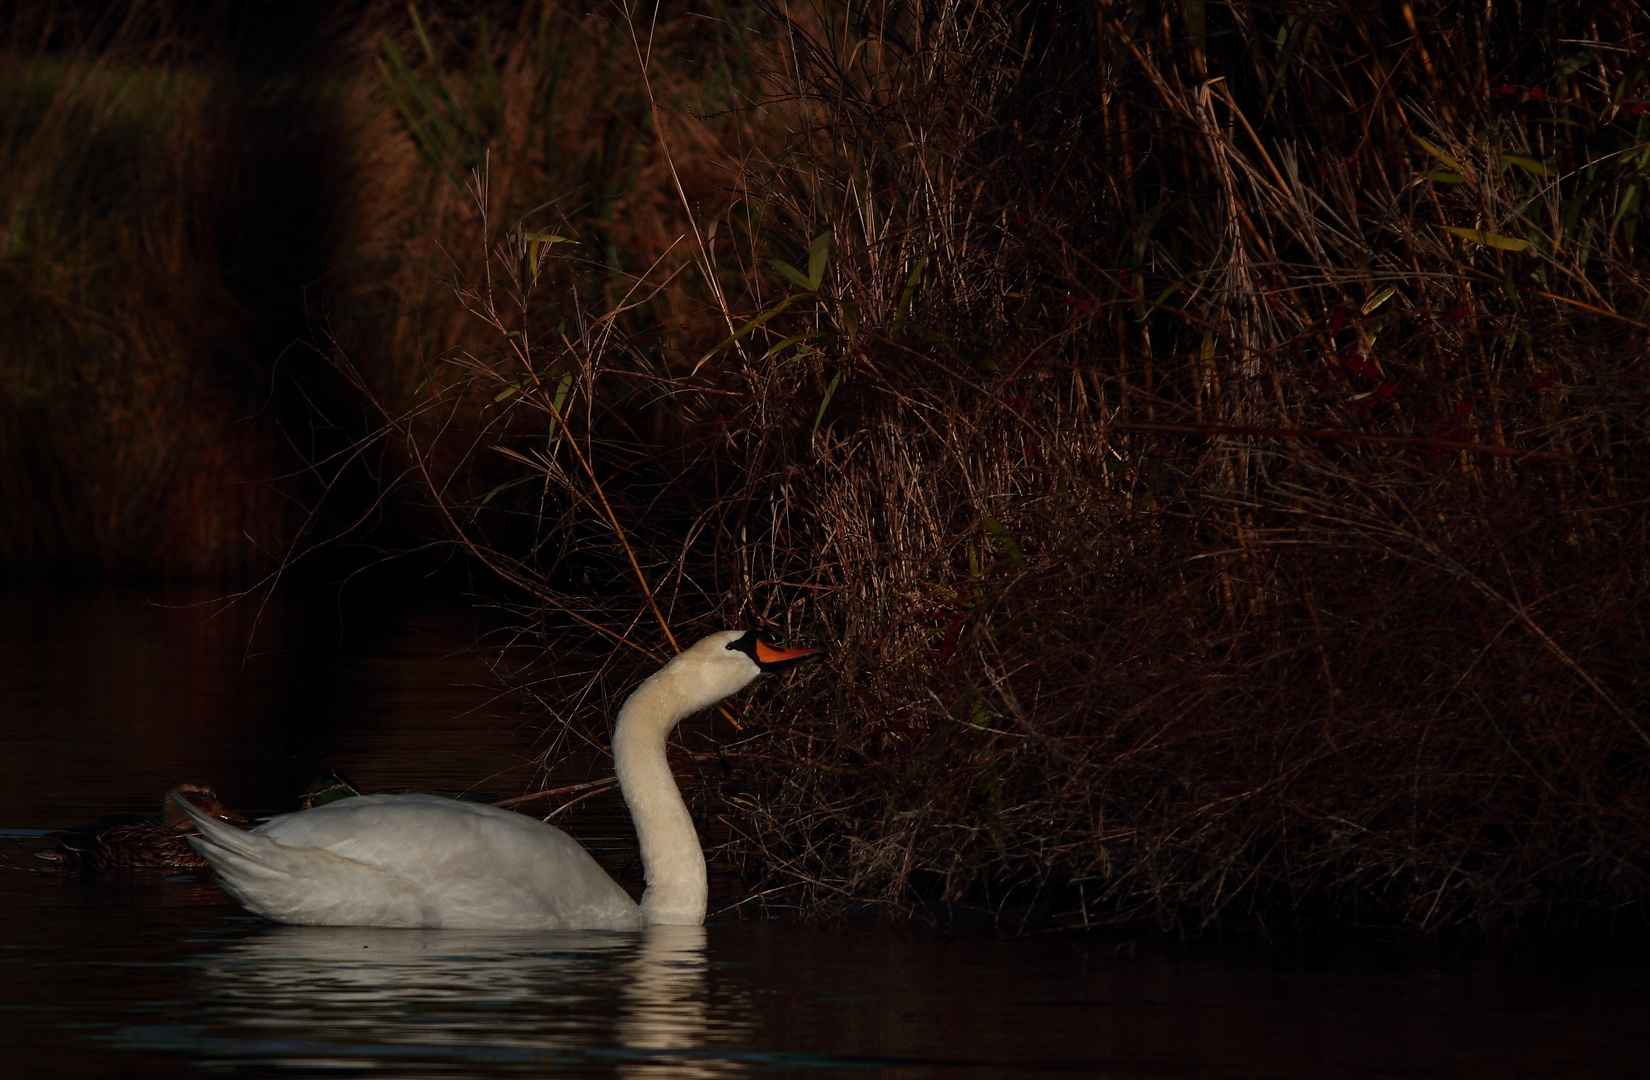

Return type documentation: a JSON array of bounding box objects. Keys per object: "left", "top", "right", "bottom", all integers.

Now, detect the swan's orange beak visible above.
[
  {"left": 754, "top": 639, "right": 824, "bottom": 669},
  {"left": 727, "top": 628, "right": 824, "bottom": 672}
]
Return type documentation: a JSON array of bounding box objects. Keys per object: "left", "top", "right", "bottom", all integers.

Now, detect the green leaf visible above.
[
  {"left": 378, "top": 21, "right": 477, "bottom": 192},
  {"left": 1361, "top": 287, "right": 1397, "bottom": 315},
  {"left": 517, "top": 231, "right": 571, "bottom": 277},
  {"left": 1612, "top": 182, "right": 1640, "bottom": 236},
  {"left": 1180, "top": 0, "right": 1206, "bottom": 54},
  {"left": 694, "top": 293, "right": 800, "bottom": 371},
  {"left": 481, "top": 474, "right": 536, "bottom": 506},
  {"left": 493, "top": 385, "right": 519, "bottom": 403},
  {"left": 380, "top": 42, "right": 447, "bottom": 167},
  {"left": 1443, "top": 226, "right": 1531, "bottom": 252},
  {"left": 766, "top": 258, "right": 816, "bottom": 292},
  {"left": 762, "top": 331, "right": 821, "bottom": 359},
  {"left": 969, "top": 698, "right": 992, "bottom": 728},
  {"left": 1501, "top": 154, "right": 1553, "bottom": 177},
  {"left": 906, "top": 321, "right": 943, "bottom": 345},
  {"left": 544, "top": 371, "right": 573, "bottom": 444},
  {"left": 807, "top": 231, "right": 832, "bottom": 290},
  {"left": 892, "top": 249, "right": 930, "bottom": 335},
  {"left": 1561, "top": 177, "right": 1605, "bottom": 238},
  {"left": 518, "top": 197, "right": 560, "bottom": 221},
  {"left": 1556, "top": 51, "right": 1593, "bottom": 78},
  {"left": 840, "top": 298, "right": 861, "bottom": 336},
  {"left": 1142, "top": 280, "right": 1184, "bottom": 318},
  {"left": 1423, "top": 170, "right": 1465, "bottom": 184},
  {"left": 409, "top": 4, "right": 439, "bottom": 65},
  {"left": 981, "top": 516, "right": 1027, "bottom": 570},
  {"left": 812, "top": 369, "right": 844, "bottom": 435},
  {"left": 1263, "top": 14, "right": 1303, "bottom": 116},
  {"left": 1412, "top": 135, "right": 1464, "bottom": 173}
]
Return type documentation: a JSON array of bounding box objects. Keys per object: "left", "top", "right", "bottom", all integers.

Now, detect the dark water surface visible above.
[{"left": 4, "top": 590, "right": 1649, "bottom": 1077}]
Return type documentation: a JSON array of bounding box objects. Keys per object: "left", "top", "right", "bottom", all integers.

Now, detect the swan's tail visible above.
[
  {"left": 169, "top": 788, "right": 267, "bottom": 862},
  {"left": 169, "top": 787, "right": 315, "bottom": 914},
  {"left": 168, "top": 788, "right": 422, "bottom": 926}
]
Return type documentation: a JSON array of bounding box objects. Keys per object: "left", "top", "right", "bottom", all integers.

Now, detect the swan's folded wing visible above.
[
  {"left": 173, "top": 793, "right": 425, "bottom": 926},
  {"left": 197, "top": 792, "right": 640, "bottom": 929}
]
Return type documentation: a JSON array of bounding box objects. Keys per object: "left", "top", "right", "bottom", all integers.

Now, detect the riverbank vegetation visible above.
[
  {"left": 5, "top": 0, "right": 1650, "bottom": 940},
  {"left": 0, "top": 19, "right": 286, "bottom": 577}
]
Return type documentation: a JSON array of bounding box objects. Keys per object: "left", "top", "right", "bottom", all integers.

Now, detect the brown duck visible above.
[{"left": 38, "top": 782, "right": 250, "bottom": 875}]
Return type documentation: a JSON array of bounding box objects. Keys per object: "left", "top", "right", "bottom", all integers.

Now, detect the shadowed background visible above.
[{"left": 3, "top": 0, "right": 1649, "bottom": 941}]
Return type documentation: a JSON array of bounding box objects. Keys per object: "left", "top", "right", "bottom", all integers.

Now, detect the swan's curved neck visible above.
[{"left": 611, "top": 668, "right": 709, "bottom": 926}]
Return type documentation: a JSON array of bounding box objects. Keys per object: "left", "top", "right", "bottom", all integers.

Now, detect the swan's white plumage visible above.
[
  {"left": 186, "top": 793, "right": 640, "bottom": 929},
  {"left": 176, "top": 630, "right": 811, "bottom": 930}
]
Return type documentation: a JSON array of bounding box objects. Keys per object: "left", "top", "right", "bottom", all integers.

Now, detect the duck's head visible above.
[
  {"left": 300, "top": 771, "right": 360, "bottom": 810},
  {"left": 162, "top": 783, "right": 250, "bottom": 832}
]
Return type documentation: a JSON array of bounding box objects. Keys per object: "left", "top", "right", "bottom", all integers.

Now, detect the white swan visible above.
[{"left": 173, "top": 630, "right": 821, "bottom": 929}]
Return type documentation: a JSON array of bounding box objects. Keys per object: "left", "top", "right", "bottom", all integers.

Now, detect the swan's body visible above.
[
  {"left": 175, "top": 630, "right": 820, "bottom": 929},
  {"left": 182, "top": 791, "right": 640, "bottom": 928}
]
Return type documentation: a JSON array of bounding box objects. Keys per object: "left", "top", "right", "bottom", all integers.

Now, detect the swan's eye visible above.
[{"left": 727, "top": 629, "right": 761, "bottom": 661}]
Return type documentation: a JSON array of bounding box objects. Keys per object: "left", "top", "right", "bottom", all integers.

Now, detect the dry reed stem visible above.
[{"left": 275, "top": 1, "right": 1650, "bottom": 937}]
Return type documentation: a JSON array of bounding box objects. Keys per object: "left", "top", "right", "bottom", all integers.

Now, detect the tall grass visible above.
[
  {"left": 0, "top": 10, "right": 286, "bottom": 579},
  {"left": 355, "top": 0, "right": 1650, "bottom": 938},
  {"left": 7, "top": 0, "right": 1650, "bottom": 937}
]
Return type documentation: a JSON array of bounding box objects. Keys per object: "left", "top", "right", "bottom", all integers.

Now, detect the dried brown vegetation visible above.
[
  {"left": 372, "top": 1, "right": 1650, "bottom": 938},
  {"left": 8, "top": 0, "right": 1650, "bottom": 938},
  {"left": 0, "top": 15, "right": 285, "bottom": 578}
]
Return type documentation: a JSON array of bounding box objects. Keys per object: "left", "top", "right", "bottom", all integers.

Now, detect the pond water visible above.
[{"left": 3, "top": 588, "right": 1649, "bottom": 1077}]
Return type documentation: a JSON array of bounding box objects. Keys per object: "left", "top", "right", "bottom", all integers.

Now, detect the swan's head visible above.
[{"left": 632, "top": 630, "right": 822, "bottom": 725}]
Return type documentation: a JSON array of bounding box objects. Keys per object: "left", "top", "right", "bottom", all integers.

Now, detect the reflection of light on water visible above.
[
  {"left": 157, "top": 923, "right": 751, "bottom": 1074},
  {"left": 616, "top": 925, "right": 724, "bottom": 1078},
  {"left": 198, "top": 925, "right": 630, "bottom": 1058}
]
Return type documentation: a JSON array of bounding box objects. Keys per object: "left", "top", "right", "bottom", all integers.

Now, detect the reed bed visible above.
[
  {"left": 0, "top": 7, "right": 288, "bottom": 578},
  {"left": 8, "top": 0, "right": 1650, "bottom": 937},
  {"left": 360, "top": 0, "right": 1650, "bottom": 938}
]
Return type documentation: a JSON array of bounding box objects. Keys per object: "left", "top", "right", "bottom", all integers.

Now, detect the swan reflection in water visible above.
[
  {"left": 617, "top": 925, "right": 723, "bottom": 1077},
  {"left": 181, "top": 923, "right": 743, "bottom": 1075}
]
